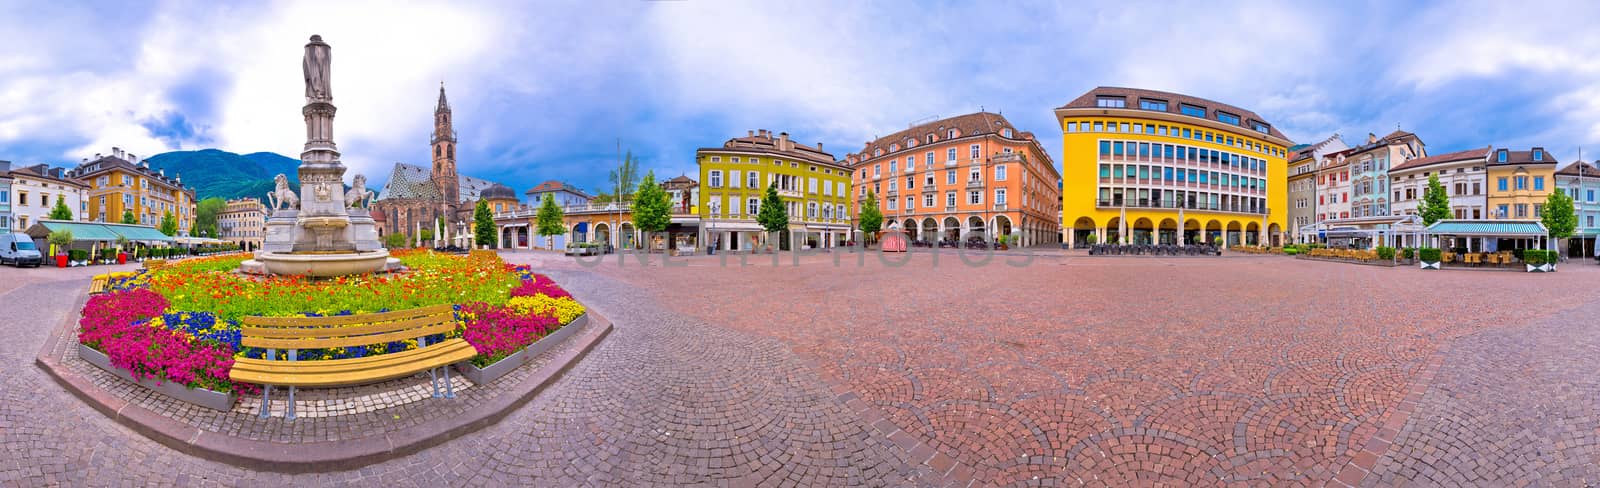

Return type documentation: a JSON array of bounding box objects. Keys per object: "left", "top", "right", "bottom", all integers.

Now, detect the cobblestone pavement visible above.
[
  {"left": 1360, "top": 288, "right": 1600, "bottom": 487},
  {"left": 5, "top": 254, "right": 1600, "bottom": 486},
  {"left": 590, "top": 250, "right": 1600, "bottom": 485},
  {"left": 1, "top": 259, "right": 930, "bottom": 486}
]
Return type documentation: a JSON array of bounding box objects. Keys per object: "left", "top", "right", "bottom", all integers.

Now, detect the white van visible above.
[{"left": 0, "top": 233, "right": 44, "bottom": 267}]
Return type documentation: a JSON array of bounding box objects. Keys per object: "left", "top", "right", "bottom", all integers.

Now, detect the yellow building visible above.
[
  {"left": 1055, "top": 87, "right": 1294, "bottom": 247},
  {"left": 70, "top": 148, "right": 196, "bottom": 235},
  {"left": 698, "top": 129, "right": 852, "bottom": 251},
  {"left": 218, "top": 197, "right": 267, "bottom": 250},
  {"left": 1485, "top": 146, "right": 1557, "bottom": 220}
]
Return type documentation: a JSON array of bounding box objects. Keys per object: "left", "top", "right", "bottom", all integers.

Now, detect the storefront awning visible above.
[
  {"left": 25, "top": 220, "right": 176, "bottom": 242},
  {"left": 1425, "top": 220, "right": 1547, "bottom": 237}
]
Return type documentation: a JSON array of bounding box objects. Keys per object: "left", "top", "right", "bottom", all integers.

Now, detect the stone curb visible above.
[{"left": 36, "top": 303, "right": 613, "bottom": 473}]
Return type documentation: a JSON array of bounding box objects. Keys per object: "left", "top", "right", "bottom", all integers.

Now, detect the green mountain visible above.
[{"left": 145, "top": 149, "right": 300, "bottom": 201}]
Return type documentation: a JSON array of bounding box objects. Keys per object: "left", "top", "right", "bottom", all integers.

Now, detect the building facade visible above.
[
  {"left": 699, "top": 130, "right": 850, "bottom": 251},
  {"left": 70, "top": 147, "right": 196, "bottom": 234},
  {"left": 524, "top": 180, "right": 592, "bottom": 208},
  {"left": 1486, "top": 147, "right": 1557, "bottom": 220},
  {"left": 844, "top": 112, "right": 1062, "bottom": 247},
  {"left": 1286, "top": 134, "right": 1349, "bottom": 242},
  {"left": 218, "top": 197, "right": 267, "bottom": 250},
  {"left": 1057, "top": 87, "right": 1293, "bottom": 247},
  {"left": 371, "top": 85, "right": 514, "bottom": 247},
  {"left": 1555, "top": 160, "right": 1600, "bottom": 255},
  {"left": 6, "top": 163, "right": 88, "bottom": 230},
  {"left": 1388, "top": 147, "right": 1490, "bottom": 220},
  {"left": 0, "top": 161, "right": 12, "bottom": 233},
  {"left": 1315, "top": 152, "right": 1351, "bottom": 223},
  {"left": 1344, "top": 131, "right": 1425, "bottom": 218}
]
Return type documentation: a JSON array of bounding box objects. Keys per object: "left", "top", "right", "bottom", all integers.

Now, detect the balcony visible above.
[
  {"left": 965, "top": 179, "right": 984, "bottom": 189},
  {"left": 777, "top": 189, "right": 803, "bottom": 199},
  {"left": 886, "top": 188, "right": 899, "bottom": 197},
  {"left": 993, "top": 203, "right": 1007, "bottom": 212}
]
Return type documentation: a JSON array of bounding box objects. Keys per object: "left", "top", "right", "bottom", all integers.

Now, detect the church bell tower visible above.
[{"left": 431, "top": 82, "right": 460, "bottom": 205}]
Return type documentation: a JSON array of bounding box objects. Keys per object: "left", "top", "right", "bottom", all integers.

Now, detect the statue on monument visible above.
[{"left": 303, "top": 35, "right": 332, "bottom": 100}]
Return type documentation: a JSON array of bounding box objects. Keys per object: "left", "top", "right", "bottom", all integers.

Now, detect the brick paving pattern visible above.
[
  {"left": 606, "top": 250, "right": 1600, "bottom": 485},
  {"left": 4, "top": 251, "right": 1600, "bottom": 485}
]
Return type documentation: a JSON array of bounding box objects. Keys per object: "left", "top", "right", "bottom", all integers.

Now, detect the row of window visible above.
[
  {"left": 705, "top": 155, "right": 840, "bottom": 176},
  {"left": 863, "top": 145, "right": 986, "bottom": 178},
  {"left": 868, "top": 127, "right": 1017, "bottom": 158},
  {"left": 860, "top": 165, "right": 1012, "bottom": 196},
  {"left": 1096, "top": 140, "right": 1270, "bottom": 175},
  {"left": 1097, "top": 164, "right": 1265, "bottom": 194},
  {"left": 704, "top": 197, "right": 848, "bottom": 222},
  {"left": 881, "top": 189, "right": 1009, "bottom": 211},
  {"left": 1067, "top": 119, "right": 1284, "bottom": 157},
  {"left": 1092, "top": 96, "right": 1272, "bottom": 135},
  {"left": 1496, "top": 176, "right": 1546, "bottom": 192},
  {"left": 1094, "top": 187, "right": 1268, "bottom": 214},
  {"left": 705, "top": 170, "right": 847, "bottom": 197}
]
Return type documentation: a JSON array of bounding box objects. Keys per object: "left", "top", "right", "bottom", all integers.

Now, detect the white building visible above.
[
  {"left": 1315, "top": 152, "right": 1351, "bottom": 223},
  {"left": 5, "top": 163, "right": 88, "bottom": 230},
  {"left": 1388, "top": 146, "right": 1491, "bottom": 220},
  {"left": 1556, "top": 160, "right": 1600, "bottom": 256}
]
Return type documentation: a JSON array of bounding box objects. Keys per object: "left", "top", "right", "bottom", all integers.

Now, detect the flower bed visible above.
[{"left": 78, "top": 250, "right": 584, "bottom": 406}]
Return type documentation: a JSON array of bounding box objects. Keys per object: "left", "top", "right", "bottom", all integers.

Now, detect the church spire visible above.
[{"left": 436, "top": 81, "right": 450, "bottom": 113}]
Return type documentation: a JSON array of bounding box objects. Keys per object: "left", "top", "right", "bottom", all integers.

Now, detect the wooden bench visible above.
[
  {"left": 230, "top": 304, "right": 478, "bottom": 419},
  {"left": 88, "top": 275, "right": 110, "bottom": 295}
]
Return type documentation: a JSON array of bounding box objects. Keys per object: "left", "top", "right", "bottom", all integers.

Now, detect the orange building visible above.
[
  {"left": 843, "top": 112, "right": 1062, "bottom": 246},
  {"left": 71, "top": 147, "right": 197, "bottom": 234}
]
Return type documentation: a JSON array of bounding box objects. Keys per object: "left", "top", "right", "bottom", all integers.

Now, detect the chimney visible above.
[
  {"left": 1367, "top": 133, "right": 1377, "bottom": 144},
  {"left": 779, "top": 132, "right": 789, "bottom": 150},
  {"left": 817, "top": 142, "right": 823, "bottom": 151},
  {"left": 95, "top": 153, "right": 102, "bottom": 160},
  {"left": 0, "top": 160, "right": 9, "bottom": 173},
  {"left": 748, "top": 130, "right": 754, "bottom": 137},
  {"left": 758, "top": 129, "right": 768, "bottom": 137}
]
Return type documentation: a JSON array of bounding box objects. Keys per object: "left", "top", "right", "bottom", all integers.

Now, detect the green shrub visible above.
[
  {"left": 1523, "top": 250, "right": 1558, "bottom": 265},
  {"left": 1402, "top": 247, "right": 1416, "bottom": 259},
  {"left": 1375, "top": 246, "right": 1396, "bottom": 260},
  {"left": 100, "top": 249, "right": 117, "bottom": 260},
  {"left": 1284, "top": 248, "right": 1301, "bottom": 255},
  {"left": 1418, "top": 247, "right": 1442, "bottom": 262},
  {"left": 69, "top": 249, "right": 89, "bottom": 261}
]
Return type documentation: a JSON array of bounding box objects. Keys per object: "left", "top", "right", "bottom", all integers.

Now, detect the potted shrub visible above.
[
  {"left": 1376, "top": 246, "right": 1396, "bottom": 262},
  {"left": 1524, "top": 250, "right": 1556, "bottom": 273},
  {"left": 1418, "top": 247, "right": 1442, "bottom": 269},
  {"left": 1212, "top": 236, "right": 1224, "bottom": 255},
  {"left": 69, "top": 249, "right": 89, "bottom": 267},
  {"left": 1400, "top": 247, "right": 1416, "bottom": 264},
  {"left": 48, "top": 229, "right": 73, "bottom": 268},
  {"left": 115, "top": 236, "right": 129, "bottom": 264},
  {"left": 99, "top": 248, "right": 116, "bottom": 264},
  {"left": 996, "top": 234, "right": 1010, "bottom": 251}
]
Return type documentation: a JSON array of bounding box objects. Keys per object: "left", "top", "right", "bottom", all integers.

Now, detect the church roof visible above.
[{"left": 373, "top": 162, "right": 500, "bottom": 203}]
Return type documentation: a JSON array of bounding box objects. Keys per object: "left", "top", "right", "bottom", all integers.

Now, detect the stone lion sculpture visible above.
[
  {"left": 267, "top": 174, "right": 299, "bottom": 211},
  {"left": 345, "top": 174, "right": 374, "bottom": 209}
]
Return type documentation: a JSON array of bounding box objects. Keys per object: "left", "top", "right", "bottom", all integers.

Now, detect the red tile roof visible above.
[
  {"left": 848, "top": 112, "right": 1019, "bottom": 161},
  {"left": 1056, "top": 87, "right": 1288, "bottom": 140},
  {"left": 1556, "top": 160, "right": 1599, "bottom": 177},
  {"left": 1390, "top": 146, "right": 1491, "bottom": 173}
]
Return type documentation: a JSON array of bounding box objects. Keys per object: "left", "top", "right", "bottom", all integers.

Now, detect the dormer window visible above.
[
  {"left": 1096, "top": 96, "right": 1127, "bottom": 108},
  {"left": 1002, "top": 128, "right": 1013, "bottom": 138},
  {"left": 926, "top": 134, "right": 935, "bottom": 144},
  {"left": 947, "top": 129, "right": 958, "bottom": 139},
  {"left": 1497, "top": 150, "right": 1508, "bottom": 162},
  {"left": 1138, "top": 99, "right": 1167, "bottom": 111},
  {"left": 1180, "top": 104, "right": 1206, "bottom": 118},
  {"left": 1216, "top": 111, "right": 1241, "bottom": 125},
  {"left": 1253, "top": 122, "right": 1270, "bottom": 134},
  {"left": 1532, "top": 149, "right": 1543, "bottom": 161}
]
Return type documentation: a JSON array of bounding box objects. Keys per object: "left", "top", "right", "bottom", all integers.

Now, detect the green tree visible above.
[
  {"left": 194, "top": 197, "right": 227, "bottom": 238},
  {"left": 120, "top": 209, "right": 136, "bottom": 224},
  {"left": 473, "top": 200, "right": 496, "bottom": 248},
  {"left": 535, "top": 193, "right": 566, "bottom": 249},
  {"left": 608, "top": 151, "right": 642, "bottom": 202},
  {"left": 383, "top": 232, "right": 409, "bottom": 249},
  {"left": 1542, "top": 190, "right": 1577, "bottom": 240},
  {"left": 48, "top": 198, "right": 73, "bottom": 220},
  {"left": 632, "top": 171, "right": 671, "bottom": 250},
  {"left": 757, "top": 183, "right": 789, "bottom": 235},
  {"left": 857, "top": 190, "right": 883, "bottom": 242},
  {"left": 1417, "top": 173, "right": 1452, "bottom": 226},
  {"left": 47, "top": 229, "right": 74, "bottom": 256},
  {"left": 158, "top": 211, "right": 179, "bottom": 236},
  {"left": 419, "top": 228, "right": 434, "bottom": 242}
]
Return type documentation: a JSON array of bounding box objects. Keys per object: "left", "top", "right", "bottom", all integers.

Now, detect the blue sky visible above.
[{"left": 3, "top": 0, "right": 1600, "bottom": 197}]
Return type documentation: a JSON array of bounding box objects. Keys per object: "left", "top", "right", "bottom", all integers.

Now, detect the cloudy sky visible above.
[{"left": 4, "top": 0, "right": 1600, "bottom": 196}]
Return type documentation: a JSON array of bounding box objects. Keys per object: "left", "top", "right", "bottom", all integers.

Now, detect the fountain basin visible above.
[{"left": 250, "top": 250, "right": 391, "bottom": 277}]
